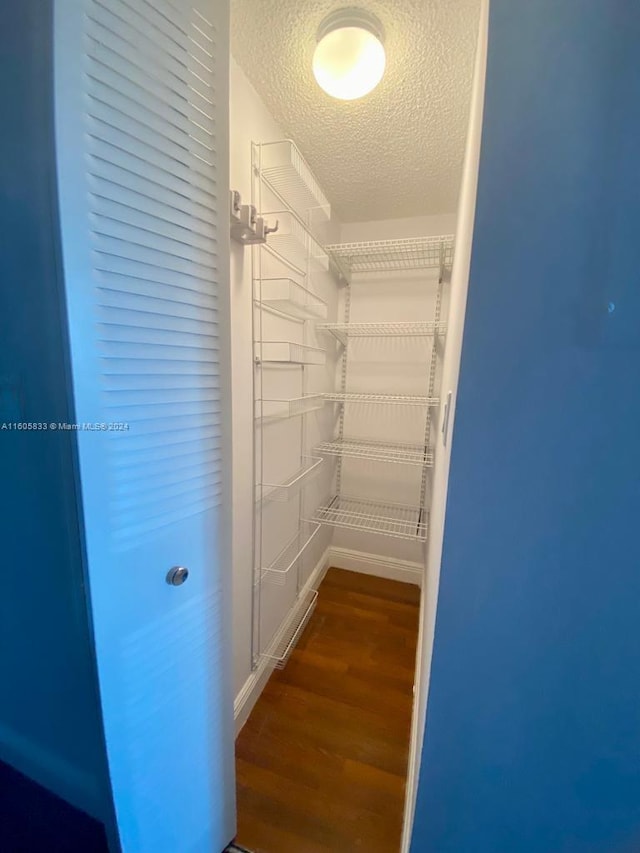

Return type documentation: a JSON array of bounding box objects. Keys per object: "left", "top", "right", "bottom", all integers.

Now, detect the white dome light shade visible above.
[{"left": 313, "top": 9, "right": 386, "bottom": 101}]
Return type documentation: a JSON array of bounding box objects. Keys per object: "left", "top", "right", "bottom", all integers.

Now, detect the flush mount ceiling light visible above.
[{"left": 312, "top": 8, "right": 386, "bottom": 101}]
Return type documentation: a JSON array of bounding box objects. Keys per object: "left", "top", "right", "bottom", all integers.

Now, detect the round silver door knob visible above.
[{"left": 166, "top": 566, "right": 189, "bottom": 586}]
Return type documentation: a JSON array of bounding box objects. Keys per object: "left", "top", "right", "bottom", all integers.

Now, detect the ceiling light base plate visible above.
[{"left": 316, "top": 7, "right": 384, "bottom": 43}]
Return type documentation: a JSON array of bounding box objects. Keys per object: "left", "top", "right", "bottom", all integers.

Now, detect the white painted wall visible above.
[
  {"left": 341, "top": 214, "right": 457, "bottom": 243},
  {"left": 401, "top": 2, "right": 489, "bottom": 848}
]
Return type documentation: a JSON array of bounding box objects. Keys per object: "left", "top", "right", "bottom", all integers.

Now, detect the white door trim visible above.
[{"left": 400, "top": 2, "right": 490, "bottom": 848}]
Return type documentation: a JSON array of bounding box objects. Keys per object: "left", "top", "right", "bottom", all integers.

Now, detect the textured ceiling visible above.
[{"left": 231, "top": 0, "right": 480, "bottom": 222}]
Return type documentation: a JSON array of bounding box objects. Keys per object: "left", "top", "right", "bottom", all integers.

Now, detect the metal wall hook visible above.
[{"left": 230, "top": 189, "right": 277, "bottom": 245}]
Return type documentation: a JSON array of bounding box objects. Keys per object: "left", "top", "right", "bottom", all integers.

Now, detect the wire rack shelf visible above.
[
  {"left": 263, "top": 210, "right": 329, "bottom": 274},
  {"left": 258, "top": 140, "right": 331, "bottom": 225},
  {"left": 324, "top": 392, "right": 439, "bottom": 407},
  {"left": 259, "top": 277, "right": 328, "bottom": 320},
  {"left": 256, "top": 394, "right": 326, "bottom": 422},
  {"left": 325, "top": 236, "right": 454, "bottom": 280},
  {"left": 261, "top": 522, "right": 322, "bottom": 586},
  {"left": 315, "top": 437, "right": 434, "bottom": 467},
  {"left": 317, "top": 321, "right": 446, "bottom": 345},
  {"left": 311, "top": 495, "right": 428, "bottom": 542},
  {"left": 261, "top": 588, "right": 318, "bottom": 669},
  {"left": 257, "top": 341, "right": 326, "bottom": 365},
  {"left": 260, "top": 456, "right": 323, "bottom": 502}
]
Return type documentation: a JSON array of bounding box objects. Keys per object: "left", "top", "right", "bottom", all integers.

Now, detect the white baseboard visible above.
[
  {"left": 233, "top": 655, "right": 273, "bottom": 737},
  {"left": 327, "top": 546, "right": 424, "bottom": 587},
  {"left": 234, "top": 547, "right": 330, "bottom": 735}
]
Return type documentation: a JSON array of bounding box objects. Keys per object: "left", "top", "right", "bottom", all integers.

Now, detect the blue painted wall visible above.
[
  {"left": 412, "top": 1, "right": 640, "bottom": 851},
  {"left": 0, "top": 0, "right": 113, "bottom": 833}
]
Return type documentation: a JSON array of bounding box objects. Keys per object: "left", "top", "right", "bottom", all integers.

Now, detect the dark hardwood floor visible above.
[{"left": 235, "top": 567, "right": 421, "bottom": 853}]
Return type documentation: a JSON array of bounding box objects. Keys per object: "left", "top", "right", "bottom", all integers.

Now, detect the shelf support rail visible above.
[
  {"left": 335, "top": 281, "right": 352, "bottom": 498},
  {"left": 417, "top": 240, "right": 446, "bottom": 534}
]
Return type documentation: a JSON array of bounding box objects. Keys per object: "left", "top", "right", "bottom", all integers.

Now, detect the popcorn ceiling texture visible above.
[{"left": 231, "top": 0, "right": 480, "bottom": 222}]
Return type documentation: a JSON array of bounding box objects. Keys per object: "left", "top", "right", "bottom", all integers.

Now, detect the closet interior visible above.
[
  {"left": 251, "top": 139, "right": 453, "bottom": 670},
  {"left": 233, "top": 130, "right": 455, "bottom": 850},
  {"left": 229, "top": 2, "right": 481, "bottom": 849}
]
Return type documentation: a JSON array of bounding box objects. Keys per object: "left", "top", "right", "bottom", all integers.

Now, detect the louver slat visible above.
[{"left": 84, "top": 0, "right": 222, "bottom": 544}]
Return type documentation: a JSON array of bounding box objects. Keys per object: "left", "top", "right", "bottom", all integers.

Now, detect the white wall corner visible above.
[{"left": 400, "top": 1, "right": 491, "bottom": 850}]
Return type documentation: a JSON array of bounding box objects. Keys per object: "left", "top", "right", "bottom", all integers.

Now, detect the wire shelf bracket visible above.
[
  {"left": 256, "top": 340, "right": 326, "bottom": 365},
  {"left": 324, "top": 392, "right": 440, "bottom": 407},
  {"left": 261, "top": 209, "right": 329, "bottom": 275},
  {"left": 260, "top": 522, "right": 322, "bottom": 585},
  {"left": 256, "top": 140, "right": 331, "bottom": 225},
  {"left": 311, "top": 495, "right": 429, "bottom": 542},
  {"left": 259, "top": 456, "right": 323, "bottom": 503},
  {"left": 260, "top": 278, "right": 328, "bottom": 320},
  {"left": 325, "top": 236, "right": 454, "bottom": 282},
  {"left": 315, "top": 437, "right": 434, "bottom": 467},
  {"left": 260, "top": 588, "right": 319, "bottom": 669},
  {"left": 256, "top": 394, "right": 326, "bottom": 422},
  {"left": 317, "top": 321, "right": 447, "bottom": 346}
]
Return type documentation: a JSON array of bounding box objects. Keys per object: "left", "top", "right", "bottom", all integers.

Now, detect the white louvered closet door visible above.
[{"left": 53, "top": 1, "right": 234, "bottom": 851}]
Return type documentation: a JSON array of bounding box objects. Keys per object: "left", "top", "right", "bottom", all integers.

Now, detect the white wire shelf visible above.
[
  {"left": 324, "top": 392, "right": 439, "bottom": 407},
  {"left": 261, "top": 587, "right": 318, "bottom": 669},
  {"left": 325, "top": 236, "right": 454, "bottom": 280},
  {"left": 263, "top": 210, "right": 329, "bottom": 274},
  {"left": 256, "top": 394, "right": 326, "bottom": 422},
  {"left": 257, "top": 140, "right": 331, "bottom": 225},
  {"left": 260, "top": 456, "right": 323, "bottom": 502},
  {"left": 257, "top": 341, "right": 326, "bottom": 365},
  {"left": 261, "top": 522, "right": 322, "bottom": 585},
  {"left": 316, "top": 437, "right": 434, "bottom": 467},
  {"left": 317, "top": 321, "right": 446, "bottom": 345},
  {"left": 259, "top": 278, "right": 328, "bottom": 320},
  {"left": 311, "top": 495, "right": 428, "bottom": 542}
]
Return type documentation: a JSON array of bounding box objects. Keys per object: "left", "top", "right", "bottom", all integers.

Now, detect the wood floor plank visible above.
[
  {"left": 321, "top": 568, "right": 421, "bottom": 603},
  {"left": 237, "top": 759, "right": 398, "bottom": 851},
  {"left": 253, "top": 680, "right": 413, "bottom": 748},
  {"left": 238, "top": 690, "right": 411, "bottom": 777},
  {"left": 235, "top": 568, "right": 420, "bottom": 853}
]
